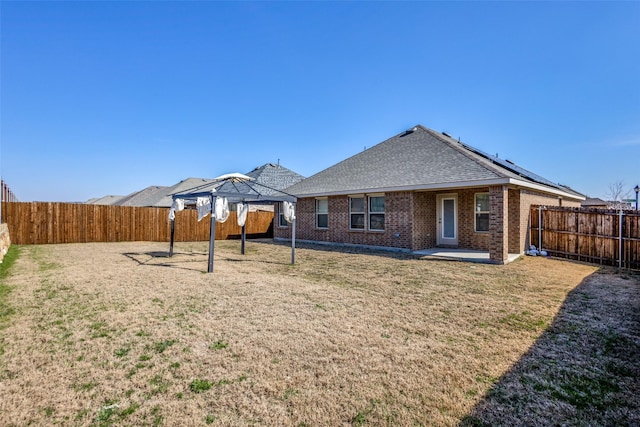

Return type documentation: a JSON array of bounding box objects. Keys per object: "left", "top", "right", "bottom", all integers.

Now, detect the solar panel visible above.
[{"left": 458, "top": 141, "right": 563, "bottom": 190}]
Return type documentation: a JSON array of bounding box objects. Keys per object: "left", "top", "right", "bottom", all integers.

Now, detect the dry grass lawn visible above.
[{"left": 0, "top": 240, "right": 637, "bottom": 426}]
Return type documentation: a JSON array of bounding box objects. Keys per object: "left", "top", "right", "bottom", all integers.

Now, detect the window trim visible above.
[
  {"left": 348, "top": 194, "right": 386, "bottom": 232},
  {"left": 349, "top": 195, "right": 366, "bottom": 231},
  {"left": 315, "top": 197, "right": 328, "bottom": 229},
  {"left": 278, "top": 202, "right": 288, "bottom": 228},
  {"left": 474, "top": 192, "right": 490, "bottom": 233},
  {"left": 368, "top": 195, "right": 385, "bottom": 231}
]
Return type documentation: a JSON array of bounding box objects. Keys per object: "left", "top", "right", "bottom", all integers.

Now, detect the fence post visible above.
[
  {"left": 538, "top": 206, "right": 543, "bottom": 251},
  {"left": 619, "top": 209, "right": 623, "bottom": 270}
]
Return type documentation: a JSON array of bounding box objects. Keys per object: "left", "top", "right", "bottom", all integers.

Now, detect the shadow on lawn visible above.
[
  {"left": 121, "top": 249, "right": 289, "bottom": 272},
  {"left": 122, "top": 251, "right": 210, "bottom": 272},
  {"left": 270, "top": 239, "right": 418, "bottom": 261},
  {"left": 459, "top": 269, "right": 640, "bottom": 427}
]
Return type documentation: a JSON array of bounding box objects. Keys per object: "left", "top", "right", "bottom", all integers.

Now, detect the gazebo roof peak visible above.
[{"left": 213, "top": 172, "right": 255, "bottom": 182}]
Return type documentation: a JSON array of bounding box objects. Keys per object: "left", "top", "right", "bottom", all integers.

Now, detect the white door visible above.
[{"left": 437, "top": 194, "right": 458, "bottom": 246}]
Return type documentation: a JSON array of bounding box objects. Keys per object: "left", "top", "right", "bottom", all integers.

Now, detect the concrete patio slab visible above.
[{"left": 412, "top": 248, "right": 521, "bottom": 264}]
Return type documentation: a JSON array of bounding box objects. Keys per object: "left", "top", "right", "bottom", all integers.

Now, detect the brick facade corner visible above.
[{"left": 489, "top": 185, "right": 509, "bottom": 263}]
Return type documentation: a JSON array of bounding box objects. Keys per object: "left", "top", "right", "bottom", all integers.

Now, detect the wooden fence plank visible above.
[
  {"left": 530, "top": 205, "right": 640, "bottom": 269},
  {"left": 0, "top": 202, "right": 274, "bottom": 245}
]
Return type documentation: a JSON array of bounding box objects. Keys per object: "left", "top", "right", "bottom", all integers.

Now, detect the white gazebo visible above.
[{"left": 168, "top": 173, "right": 297, "bottom": 272}]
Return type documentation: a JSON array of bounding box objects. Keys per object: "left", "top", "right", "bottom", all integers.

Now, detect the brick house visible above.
[{"left": 275, "top": 125, "right": 584, "bottom": 263}]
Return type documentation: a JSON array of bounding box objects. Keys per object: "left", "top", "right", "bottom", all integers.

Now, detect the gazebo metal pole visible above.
[
  {"left": 291, "top": 215, "right": 296, "bottom": 265},
  {"left": 241, "top": 224, "right": 246, "bottom": 255},
  {"left": 169, "top": 218, "right": 175, "bottom": 257},
  {"left": 208, "top": 196, "right": 216, "bottom": 273}
]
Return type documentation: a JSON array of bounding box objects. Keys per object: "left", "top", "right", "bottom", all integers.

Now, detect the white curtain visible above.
[
  {"left": 237, "top": 203, "right": 248, "bottom": 227},
  {"left": 214, "top": 197, "right": 230, "bottom": 223},
  {"left": 283, "top": 201, "right": 296, "bottom": 223},
  {"left": 196, "top": 197, "right": 211, "bottom": 222},
  {"left": 168, "top": 198, "right": 185, "bottom": 220}
]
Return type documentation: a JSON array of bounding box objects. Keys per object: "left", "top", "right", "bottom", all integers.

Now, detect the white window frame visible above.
[
  {"left": 278, "top": 202, "right": 288, "bottom": 227},
  {"left": 316, "top": 198, "right": 328, "bottom": 229},
  {"left": 368, "top": 195, "right": 385, "bottom": 231},
  {"left": 349, "top": 195, "right": 365, "bottom": 230},
  {"left": 474, "top": 192, "right": 490, "bottom": 233}
]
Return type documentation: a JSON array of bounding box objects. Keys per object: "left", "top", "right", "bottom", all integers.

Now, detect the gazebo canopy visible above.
[
  {"left": 172, "top": 172, "right": 297, "bottom": 204},
  {"left": 168, "top": 172, "right": 297, "bottom": 272}
]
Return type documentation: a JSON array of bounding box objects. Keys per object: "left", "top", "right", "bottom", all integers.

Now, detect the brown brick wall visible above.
[
  {"left": 411, "top": 189, "right": 491, "bottom": 251},
  {"left": 274, "top": 193, "right": 415, "bottom": 250},
  {"left": 411, "top": 192, "right": 436, "bottom": 250},
  {"left": 456, "top": 189, "right": 491, "bottom": 251},
  {"left": 385, "top": 192, "right": 414, "bottom": 249},
  {"left": 508, "top": 189, "right": 521, "bottom": 253},
  {"left": 489, "top": 185, "right": 509, "bottom": 263}
]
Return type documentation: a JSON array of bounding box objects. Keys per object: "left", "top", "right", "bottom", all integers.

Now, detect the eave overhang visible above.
[{"left": 292, "top": 178, "right": 585, "bottom": 201}]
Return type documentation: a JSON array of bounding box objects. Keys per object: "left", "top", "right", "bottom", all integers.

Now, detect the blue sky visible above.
[{"left": 1, "top": 1, "right": 638, "bottom": 202}]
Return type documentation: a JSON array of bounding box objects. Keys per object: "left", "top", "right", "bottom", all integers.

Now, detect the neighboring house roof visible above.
[
  {"left": 151, "top": 178, "right": 218, "bottom": 207},
  {"left": 286, "top": 125, "right": 585, "bottom": 200},
  {"left": 581, "top": 197, "right": 608, "bottom": 208},
  {"left": 85, "top": 164, "right": 304, "bottom": 207},
  {"left": 113, "top": 185, "right": 169, "bottom": 207},
  {"left": 86, "top": 195, "right": 126, "bottom": 205},
  {"left": 86, "top": 179, "right": 217, "bottom": 208}
]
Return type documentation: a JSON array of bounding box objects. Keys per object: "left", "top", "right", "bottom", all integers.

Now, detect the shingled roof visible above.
[
  {"left": 86, "top": 163, "right": 305, "bottom": 208},
  {"left": 286, "top": 125, "right": 584, "bottom": 199},
  {"left": 113, "top": 185, "right": 169, "bottom": 207},
  {"left": 216, "top": 163, "right": 304, "bottom": 196},
  {"left": 86, "top": 195, "right": 126, "bottom": 205},
  {"left": 151, "top": 178, "right": 218, "bottom": 207}
]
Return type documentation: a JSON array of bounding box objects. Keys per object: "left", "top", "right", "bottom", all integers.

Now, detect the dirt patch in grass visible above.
[{"left": 0, "top": 240, "right": 634, "bottom": 426}]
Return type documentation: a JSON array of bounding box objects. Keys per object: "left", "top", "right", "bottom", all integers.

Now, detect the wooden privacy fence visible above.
[
  {"left": 1, "top": 202, "right": 274, "bottom": 245},
  {"left": 530, "top": 205, "right": 640, "bottom": 269}
]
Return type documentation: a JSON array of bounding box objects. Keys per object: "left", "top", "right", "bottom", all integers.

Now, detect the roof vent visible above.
[
  {"left": 402, "top": 127, "right": 417, "bottom": 137},
  {"left": 441, "top": 131, "right": 451, "bottom": 137}
]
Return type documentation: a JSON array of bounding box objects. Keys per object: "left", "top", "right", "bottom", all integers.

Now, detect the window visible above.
[
  {"left": 278, "top": 202, "right": 288, "bottom": 227},
  {"left": 349, "top": 195, "right": 385, "bottom": 231},
  {"left": 316, "top": 198, "right": 328, "bottom": 228},
  {"left": 349, "top": 197, "right": 365, "bottom": 230},
  {"left": 369, "top": 196, "right": 385, "bottom": 231},
  {"left": 475, "top": 193, "right": 489, "bottom": 232}
]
